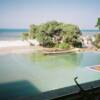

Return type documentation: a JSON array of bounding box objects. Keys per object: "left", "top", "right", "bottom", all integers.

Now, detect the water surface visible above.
[
  {"left": 0, "top": 52, "right": 100, "bottom": 99},
  {"left": 0, "top": 29, "right": 28, "bottom": 40}
]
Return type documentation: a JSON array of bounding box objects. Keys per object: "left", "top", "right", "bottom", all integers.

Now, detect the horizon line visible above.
[{"left": 0, "top": 28, "right": 99, "bottom": 30}]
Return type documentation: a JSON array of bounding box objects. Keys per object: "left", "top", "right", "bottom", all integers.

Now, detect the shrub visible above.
[
  {"left": 22, "top": 21, "right": 82, "bottom": 48},
  {"left": 58, "top": 43, "right": 70, "bottom": 49},
  {"left": 93, "top": 33, "right": 100, "bottom": 48},
  {"left": 96, "top": 18, "right": 100, "bottom": 30},
  {"left": 21, "top": 32, "right": 29, "bottom": 40},
  {"left": 36, "top": 32, "right": 54, "bottom": 47}
]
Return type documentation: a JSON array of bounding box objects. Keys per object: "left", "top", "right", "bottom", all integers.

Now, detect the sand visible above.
[
  {"left": 0, "top": 40, "right": 30, "bottom": 48},
  {"left": 0, "top": 40, "right": 100, "bottom": 55},
  {"left": 0, "top": 40, "right": 35, "bottom": 54}
]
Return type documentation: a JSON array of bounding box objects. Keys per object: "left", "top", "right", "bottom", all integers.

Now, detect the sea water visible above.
[{"left": 0, "top": 29, "right": 28, "bottom": 40}]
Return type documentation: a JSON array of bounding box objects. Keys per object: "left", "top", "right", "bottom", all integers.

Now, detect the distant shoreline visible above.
[
  {"left": 0, "top": 40, "right": 44, "bottom": 54},
  {"left": 0, "top": 40, "right": 32, "bottom": 54}
]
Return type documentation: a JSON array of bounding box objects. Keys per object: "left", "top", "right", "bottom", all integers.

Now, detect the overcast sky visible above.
[{"left": 0, "top": 0, "right": 100, "bottom": 29}]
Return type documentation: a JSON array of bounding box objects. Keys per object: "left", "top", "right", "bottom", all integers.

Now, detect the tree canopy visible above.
[
  {"left": 93, "top": 33, "right": 100, "bottom": 48},
  {"left": 22, "top": 21, "right": 82, "bottom": 48},
  {"left": 96, "top": 18, "right": 100, "bottom": 30}
]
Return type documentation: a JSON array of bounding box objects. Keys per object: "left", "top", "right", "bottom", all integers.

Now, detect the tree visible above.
[
  {"left": 93, "top": 33, "right": 100, "bottom": 48},
  {"left": 36, "top": 31, "right": 54, "bottom": 47},
  {"left": 22, "top": 21, "right": 82, "bottom": 48},
  {"left": 29, "top": 24, "right": 38, "bottom": 39},
  {"left": 61, "top": 24, "right": 82, "bottom": 47},
  {"left": 96, "top": 18, "right": 100, "bottom": 30},
  {"left": 21, "top": 32, "right": 29, "bottom": 40}
]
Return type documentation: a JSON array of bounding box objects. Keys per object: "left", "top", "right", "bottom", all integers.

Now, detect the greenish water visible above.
[{"left": 0, "top": 52, "right": 100, "bottom": 99}]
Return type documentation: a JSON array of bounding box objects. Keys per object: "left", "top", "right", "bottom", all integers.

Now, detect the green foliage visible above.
[
  {"left": 96, "top": 18, "right": 100, "bottom": 30},
  {"left": 29, "top": 24, "right": 38, "bottom": 39},
  {"left": 22, "top": 21, "right": 82, "bottom": 48},
  {"left": 36, "top": 32, "right": 54, "bottom": 47},
  {"left": 60, "top": 25, "right": 82, "bottom": 48},
  {"left": 72, "top": 40, "right": 82, "bottom": 48},
  {"left": 94, "top": 33, "right": 100, "bottom": 48},
  {"left": 21, "top": 32, "right": 29, "bottom": 40},
  {"left": 58, "top": 43, "right": 70, "bottom": 49}
]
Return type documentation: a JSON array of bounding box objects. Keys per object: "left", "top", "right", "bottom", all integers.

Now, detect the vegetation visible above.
[
  {"left": 56, "top": 43, "right": 70, "bottom": 49},
  {"left": 93, "top": 33, "right": 100, "bottom": 48},
  {"left": 21, "top": 32, "right": 29, "bottom": 40},
  {"left": 22, "top": 21, "right": 82, "bottom": 48},
  {"left": 93, "top": 18, "right": 100, "bottom": 48},
  {"left": 96, "top": 18, "right": 100, "bottom": 30}
]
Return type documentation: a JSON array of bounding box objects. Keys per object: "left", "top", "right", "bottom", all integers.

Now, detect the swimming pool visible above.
[{"left": 0, "top": 52, "right": 100, "bottom": 99}]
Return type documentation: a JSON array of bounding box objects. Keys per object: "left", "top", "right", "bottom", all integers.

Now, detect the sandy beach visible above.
[
  {"left": 0, "top": 40, "right": 30, "bottom": 48},
  {"left": 0, "top": 40, "right": 39, "bottom": 54},
  {"left": 0, "top": 40, "right": 100, "bottom": 55}
]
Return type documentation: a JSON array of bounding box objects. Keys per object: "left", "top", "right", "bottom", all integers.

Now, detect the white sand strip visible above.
[
  {"left": 0, "top": 40, "right": 30, "bottom": 48},
  {"left": 0, "top": 40, "right": 42, "bottom": 54},
  {"left": 0, "top": 46, "right": 36, "bottom": 55}
]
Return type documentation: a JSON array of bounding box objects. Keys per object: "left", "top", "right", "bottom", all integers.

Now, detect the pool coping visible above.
[
  {"left": 86, "top": 65, "right": 100, "bottom": 72},
  {"left": 15, "top": 79, "right": 100, "bottom": 100}
]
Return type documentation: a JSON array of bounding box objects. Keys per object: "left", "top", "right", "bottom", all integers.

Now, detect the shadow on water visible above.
[{"left": 0, "top": 80, "right": 40, "bottom": 100}]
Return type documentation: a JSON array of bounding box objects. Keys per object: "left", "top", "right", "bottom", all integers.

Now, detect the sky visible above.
[{"left": 0, "top": 0, "right": 100, "bottom": 29}]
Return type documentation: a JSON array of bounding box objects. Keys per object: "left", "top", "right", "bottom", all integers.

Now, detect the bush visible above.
[
  {"left": 72, "top": 40, "right": 82, "bottom": 48},
  {"left": 22, "top": 21, "right": 82, "bottom": 48},
  {"left": 36, "top": 32, "right": 54, "bottom": 47},
  {"left": 58, "top": 43, "right": 70, "bottom": 49},
  {"left": 93, "top": 33, "right": 100, "bottom": 48},
  {"left": 29, "top": 24, "right": 38, "bottom": 39},
  {"left": 21, "top": 32, "right": 29, "bottom": 40}
]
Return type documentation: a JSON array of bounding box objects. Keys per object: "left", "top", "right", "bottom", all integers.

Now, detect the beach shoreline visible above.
[
  {"left": 0, "top": 40, "right": 42, "bottom": 54},
  {"left": 0, "top": 40, "right": 30, "bottom": 48},
  {"left": 0, "top": 40, "right": 100, "bottom": 55}
]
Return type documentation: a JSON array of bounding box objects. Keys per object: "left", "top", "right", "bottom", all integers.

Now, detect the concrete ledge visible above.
[{"left": 15, "top": 79, "right": 100, "bottom": 100}]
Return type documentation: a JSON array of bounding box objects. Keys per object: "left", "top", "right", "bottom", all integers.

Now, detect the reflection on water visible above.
[
  {"left": 29, "top": 52, "right": 83, "bottom": 69},
  {"left": 29, "top": 52, "right": 100, "bottom": 68},
  {"left": 0, "top": 52, "right": 100, "bottom": 98}
]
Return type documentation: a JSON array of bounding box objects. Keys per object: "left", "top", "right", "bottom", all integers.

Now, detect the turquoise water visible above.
[
  {"left": 0, "top": 29, "right": 28, "bottom": 40},
  {"left": 81, "top": 29, "right": 100, "bottom": 36},
  {"left": 0, "top": 52, "right": 100, "bottom": 99}
]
